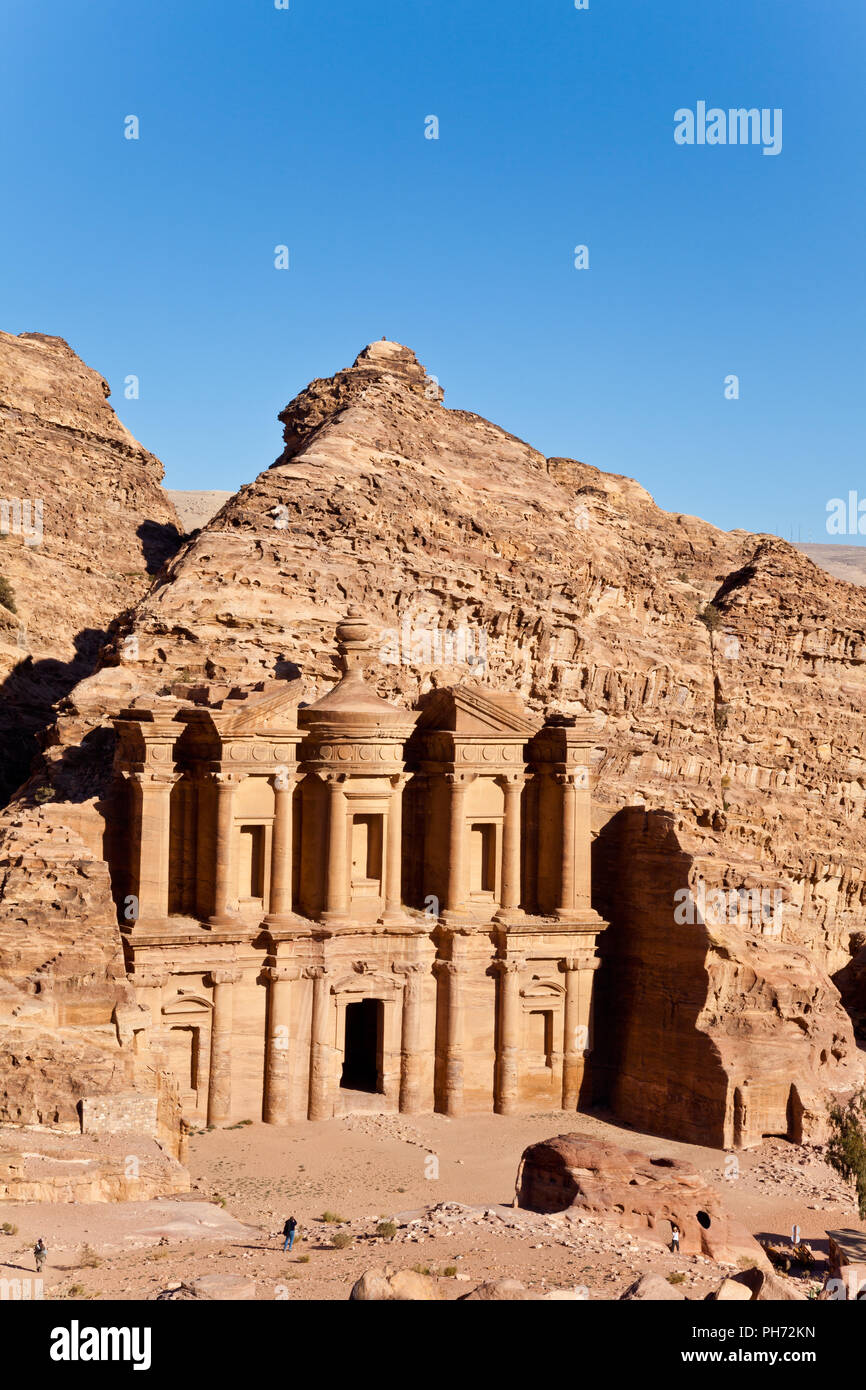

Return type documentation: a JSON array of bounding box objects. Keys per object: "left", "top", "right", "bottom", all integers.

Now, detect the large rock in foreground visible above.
[{"left": 516, "top": 1134, "right": 769, "bottom": 1269}]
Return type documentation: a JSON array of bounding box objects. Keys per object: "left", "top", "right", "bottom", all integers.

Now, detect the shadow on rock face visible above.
[{"left": 0, "top": 627, "right": 108, "bottom": 807}]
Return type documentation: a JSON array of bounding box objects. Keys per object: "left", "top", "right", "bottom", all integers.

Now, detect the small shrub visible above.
[
  {"left": 319, "top": 1211, "right": 346, "bottom": 1224},
  {"left": 376, "top": 1221, "right": 397, "bottom": 1239},
  {"left": 0, "top": 575, "right": 17, "bottom": 614},
  {"left": 667, "top": 1272, "right": 686, "bottom": 1285},
  {"left": 1, "top": 1223, "right": 18, "bottom": 1235},
  {"left": 331, "top": 1231, "right": 353, "bottom": 1250},
  {"left": 697, "top": 603, "right": 722, "bottom": 632},
  {"left": 441, "top": 1266, "right": 458, "bottom": 1278},
  {"left": 825, "top": 1089, "right": 866, "bottom": 1219},
  {"left": 737, "top": 1256, "right": 757, "bottom": 1270},
  {"left": 296, "top": 1254, "right": 310, "bottom": 1264},
  {"left": 412, "top": 1263, "right": 432, "bottom": 1277},
  {"left": 80, "top": 1246, "right": 102, "bottom": 1269}
]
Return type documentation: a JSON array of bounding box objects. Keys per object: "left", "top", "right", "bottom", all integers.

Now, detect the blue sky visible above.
[{"left": 1, "top": 0, "right": 863, "bottom": 542}]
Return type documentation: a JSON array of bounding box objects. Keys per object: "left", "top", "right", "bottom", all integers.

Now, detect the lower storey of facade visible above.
[{"left": 125, "top": 915, "right": 602, "bottom": 1126}]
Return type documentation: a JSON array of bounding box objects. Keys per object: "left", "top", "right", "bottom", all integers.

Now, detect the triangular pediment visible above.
[
  {"left": 210, "top": 678, "right": 303, "bottom": 735},
  {"left": 415, "top": 685, "right": 541, "bottom": 737}
]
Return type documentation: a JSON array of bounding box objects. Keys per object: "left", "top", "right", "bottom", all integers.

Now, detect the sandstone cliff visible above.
[
  {"left": 0, "top": 331, "right": 182, "bottom": 803},
  {"left": 3, "top": 338, "right": 864, "bottom": 1148}
]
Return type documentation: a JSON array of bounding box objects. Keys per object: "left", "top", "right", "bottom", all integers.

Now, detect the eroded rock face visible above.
[
  {"left": 1, "top": 337, "right": 863, "bottom": 1148},
  {"left": 515, "top": 1134, "right": 769, "bottom": 1270},
  {"left": 349, "top": 1267, "right": 441, "bottom": 1301},
  {"left": 0, "top": 330, "right": 182, "bottom": 802},
  {"left": 619, "top": 1272, "right": 686, "bottom": 1301}
]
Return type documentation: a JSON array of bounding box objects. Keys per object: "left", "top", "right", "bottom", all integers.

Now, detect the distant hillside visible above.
[
  {"left": 795, "top": 543, "right": 866, "bottom": 587},
  {"left": 167, "top": 489, "right": 233, "bottom": 533}
]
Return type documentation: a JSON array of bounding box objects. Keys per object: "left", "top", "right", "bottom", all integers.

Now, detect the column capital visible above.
[
  {"left": 131, "top": 770, "right": 179, "bottom": 788},
  {"left": 389, "top": 772, "right": 411, "bottom": 791},
  {"left": 560, "top": 952, "right": 600, "bottom": 973},
  {"left": 321, "top": 769, "right": 348, "bottom": 788},
  {"left": 445, "top": 771, "right": 476, "bottom": 788},
  {"left": 208, "top": 967, "right": 243, "bottom": 987},
  {"left": 264, "top": 965, "right": 301, "bottom": 984},
  {"left": 272, "top": 770, "right": 298, "bottom": 792},
  {"left": 393, "top": 961, "right": 428, "bottom": 993},
  {"left": 303, "top": 964, "right": 329, "bottom": 981},
  {"left": 495, "top": 956, "right": 525, "bottom": 976},
  {"left": 556, "top": 767, "right": 589, "bottom": 790},
  {"left": 497, "top": 772, "right": 526, "bottom": 791},
  {"left": 212, "top": 769, "right": 241, "bottom": 787},
  {"left": 433, "top": 958, "right": 471, "bottom": 978}
]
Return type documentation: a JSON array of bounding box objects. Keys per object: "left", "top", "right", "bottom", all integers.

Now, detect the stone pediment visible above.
[
  {"left": 206, "top": 678, "right": 304, "bottom": 736},
  {"left": 415, "top": 685, "right": 541, "bottom": 738}
]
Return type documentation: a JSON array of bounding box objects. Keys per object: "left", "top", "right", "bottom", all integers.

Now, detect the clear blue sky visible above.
[{"left": 1, "top": 0, "right": 863, "bottom": 543}]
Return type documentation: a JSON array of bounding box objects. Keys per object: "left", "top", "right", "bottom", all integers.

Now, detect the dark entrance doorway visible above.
[{"left": 341, "top": 998, "right": 382, "bottom": 1092}]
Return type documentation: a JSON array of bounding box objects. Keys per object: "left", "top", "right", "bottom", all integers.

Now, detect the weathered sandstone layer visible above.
[
  {"left": 515, "top": 1133, "right": 769, "bottom": 1268},
  {"left": 1, "top": 337, "right": 863, "bottom": 1149},
  {"left": 0, "top": 330, "right": 182, "bottom": 803}
]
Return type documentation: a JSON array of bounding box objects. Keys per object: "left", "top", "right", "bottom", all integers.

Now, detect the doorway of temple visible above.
[{"left": 340, "top": 998, "right": 382, "bottom": 1093}]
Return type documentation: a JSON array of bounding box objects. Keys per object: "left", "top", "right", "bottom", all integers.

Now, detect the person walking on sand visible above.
[
  {"left": 670, "top": 1222, "right": 680, "bottom": 1255},
  {"left": 34, "top": 1238, "right": 47, "bottom": 1274},
  {"left": 282, "top": 1216, "right": 298, "bottom": 1253}
]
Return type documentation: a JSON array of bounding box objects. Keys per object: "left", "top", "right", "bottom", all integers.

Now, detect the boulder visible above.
[
  {"left": 191, "top": 1275, "right": 257, "bottom": 1301},
  {"left": 708, "top": 1278, "right": 752, "bottom": 1301},
  {"left": 619, "top": 1273, "right": 686, "bottom": 1301},
  {"left": 516, "top": 1134, "right": 770, "bottom": 1270},
  {"left": 349, "top": 1268, "right": 441, "bottom": 1301},
  {"left": 459, "top": 1279, "right": 537, "bottom": 1302}
]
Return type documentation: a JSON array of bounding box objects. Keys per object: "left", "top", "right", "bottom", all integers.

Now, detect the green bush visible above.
[
  {"left": 0, "top": 575, "right": 17, "bottom": 614},
  {"left": 376, "top": 1221, "right": 397, "bottom": 1239},
  {"left": 331, "top": 1231, "right": 353, "bottom": 1250},
  {"left": 826, "top": 1088, "right": 866, "bottom": 1219},
  {"left": 697, "top": 603, "right": 722, "bottom": 632}
]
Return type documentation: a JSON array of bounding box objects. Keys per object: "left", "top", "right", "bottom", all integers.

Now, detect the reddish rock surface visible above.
[
  {"left": 0, "top": 336, "right": 863, "bottom": 1148},
  {"left": 0, "top": 330, "right": 181, "bottom": 802},
  {"left": 515, "top": 1134, "right": 770, "bottom": 1269}
]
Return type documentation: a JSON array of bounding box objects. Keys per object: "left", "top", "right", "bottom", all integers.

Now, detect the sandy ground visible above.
[{"left": 1, "top": 1107, "right": 862, "bottom": 1301}]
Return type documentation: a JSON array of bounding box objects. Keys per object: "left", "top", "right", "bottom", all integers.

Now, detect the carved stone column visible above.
[
  {"left": 494, "top": 774, "right": 525, "bottom": 922},
  {"left": 263, "top": 965, "right": 299, "bottom": 1124},
  {"left": 265, "top": 772, "right": 297, "bottom": 924},
  {"left": 395, "top": 963, "right": 426, "bottom": 1113},
  {"left": 556, "top": 771, "right": 579, "bottom": 919},
  {"left": 307, "top": 966, "right": 332, "bottom": 1119},
  {"left": 209, "top": 773, "right": 239, "bottom": 927},
  {"left": 207, "top": 967, "right": 242, "bottom": 1124},
  {"left": 322, "top": 773, "right": 349, "bottom": 923},
  {"left": 561, "top": 957, "right": 582, "bottom": 1110},
  {"left": 179, "top": 774, "right": 198, "bottom": 916},
  {"left": 574, "top": 764, "right": 592, "bottom": 912},
  {"left": 380, "top": 773, "right": 410, "bottom": 924},
  {"left": 443, "top": 774, "right": 472, "bottom": 920},
  {"left": 494, "top": 957, "right": 522, "bottom": 1114},
  {"left": 435, "top": 958, "right": 468, "bottom": 1116},
  {"left": 131, "top": 772, "right": 177, "bottom": 929},
  {"left": 560, "top": 952, "right": 598, "bottom": 1108}
]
